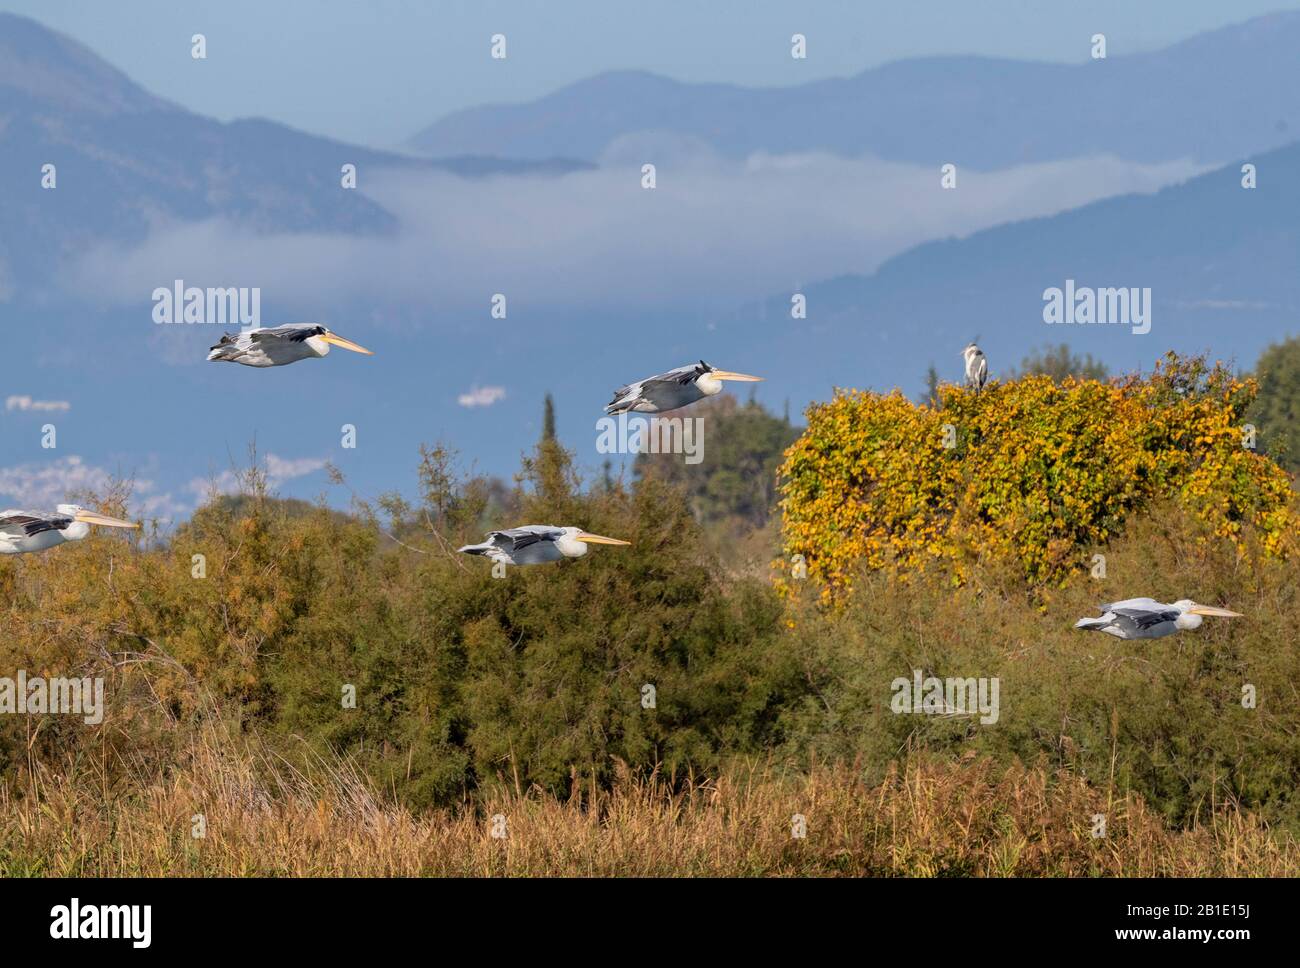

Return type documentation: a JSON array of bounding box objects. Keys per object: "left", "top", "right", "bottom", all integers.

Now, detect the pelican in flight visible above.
[
  {"left": 1073, "top": 598, "right": 1242, "bottom": 640},
  {"left": 459, "top": 526, "right": 630, "bottom": 566},
  {"left": 0, "top": 505, "right": 139, "bottom": 555},
  {"left": 962, "top": 342, "right": 988, "bottom": 391},
  {"left": 605, "top": 360, "right": 762, "bottom": 415},
  {"left": 207, "top": 323, "right": 373, "bottom": 368}
]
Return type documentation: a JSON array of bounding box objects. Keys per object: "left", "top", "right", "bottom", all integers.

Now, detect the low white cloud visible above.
[
  {"left": 67, "top": 151, "right": 1205, "bottom": 330},
  {"left": 0, "top": 455, "right": 183, "bottom": 519},
  {"left": 186, "top": 453, "right": 327, "bottom": 499},
  {"left": 6, "top": 396, "right": 71, "bottom": 412},
  {"left": 457, "top": 385, "right": 507, "bottom": 408},
  {"left": 0, "top": 452, "right": 327, "bottom": 522}
]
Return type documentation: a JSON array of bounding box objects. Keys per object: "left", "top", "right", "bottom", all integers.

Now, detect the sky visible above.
[
  {"left": 3, "top": 0, "right": 1297, "bottom": 148},
  {"left": 2, "top": 1, "right": 1297, "bottom": 521}
]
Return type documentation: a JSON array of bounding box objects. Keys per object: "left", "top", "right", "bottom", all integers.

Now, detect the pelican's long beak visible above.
[
  {"left": 710, "top": 370, "right": 764, "bottom": 382},
  {"left": 74, "top": 510, "right": 140, "bottom": 529},
  {"left": 575, "top": 532, "right": 631, "bottom": 546},
  {"left": 1190, "top": 605, "right": 1243, "bottom": 618},
  {"left": 320, "top": 333, "right": 374, "bottom": 355}
]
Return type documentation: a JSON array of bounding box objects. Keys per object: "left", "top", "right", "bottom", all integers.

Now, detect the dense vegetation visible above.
[
  {"left": 1250, "top": 334, "right": 1300, "bottom": 473},
  {"left": 1010, "top": 342, "right": 1110, "bottom": 382},
  {"left": 634, "top": 394, "right": 800, "bottom": 532},
  {"left": 2, "top": 349, "right": 1298, "bottom": 875},
  {"left": 782, "top": 353, "right": 1294, "bottom": 595}
]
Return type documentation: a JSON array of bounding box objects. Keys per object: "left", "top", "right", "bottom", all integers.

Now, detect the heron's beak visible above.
[
  {"left": 74, "top": 510, "right": 140, "bottom": 529},
  {"left": 575, "top": 532, "right": 631, "bottom": 546},
  {"left": 710, "top": 371, "right": 763, "bottom": 382},
  {"left": 320, "top": 333, "right": 374, "bottom": 355},
  {"left": 1189, "top": 605, "right": 1243, "bottom": 618}
]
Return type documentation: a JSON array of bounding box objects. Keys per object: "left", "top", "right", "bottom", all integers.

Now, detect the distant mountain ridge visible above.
[
  {"left": 409, "top": 11, "right": 1300, "bottom": 169},
  {"left": 731, "top": 138, "right": 1300, "bottom": 399},
  {"left": 0, "top": 10, "right": 173, "bottom": 115},
  {"left": 0, "top": 12, "right": 589, "bottom": 300}
]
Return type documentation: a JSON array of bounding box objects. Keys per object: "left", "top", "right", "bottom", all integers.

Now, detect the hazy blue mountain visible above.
[
  {"left": 0, "top": 12, "right": 589, "bottom": 299},
  {"left": 729, "top": 139, "right": 1300, "bottom": 401},
  {"left": 410, "top": 11, "right": 1300, "bottom": 168},
  {"left": 1, "top": 10, "right": 1295, "bottom": 520}
]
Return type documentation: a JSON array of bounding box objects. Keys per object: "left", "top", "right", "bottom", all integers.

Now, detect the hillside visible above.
[
  {"left": 410, "top": 12, "right": 1300, "bottom": 168},
  {"left": 0, "top": 12, "right": 589, "bottom": 299},
  {"left": 732, "top": 139, "right": 1300, "bottom": 397}
]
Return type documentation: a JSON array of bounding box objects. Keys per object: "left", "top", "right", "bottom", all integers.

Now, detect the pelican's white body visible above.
[
  {"left": 605, "top": 361, "right": 763, "bottom": 415},
  {"left": 1073, "top": 598, "right": 1238, "bottom": 640},
  {"left": 207, "top": 326, "right": 332, "bottom": 367},
  {"left": 0, "top": 505, "right": 92, "bottom": 555},
  {"left": 458, "top": 525, "right": 629, "bottom": 567},
  {"left": 235, "top": 334, "right": 332, "bottom": 367},
  {"left": 459, "top": 526, "right": 587, "bottom": 565},
  {"left": 207, "top": 323, "right": 372, "bottom": 368}
]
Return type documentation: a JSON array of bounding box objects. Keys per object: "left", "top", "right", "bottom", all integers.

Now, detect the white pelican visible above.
[
  {"left": 207, "top": 323, "right": 373, "bottom": 368},
  {"left": 0, "top": 505, "right": 139, "bottom": 555},
  {"left": 605, "top": 360, "right": 762, "bottom": 415},
  {"left": 1073, "top": 598, "right": 1242, "bottom": 640},
  {"left": 962, "top": 343, "right": 988, "bottom": 391},
  {"left": 458, "top": 526, "right": 630, "bottom": 566}
]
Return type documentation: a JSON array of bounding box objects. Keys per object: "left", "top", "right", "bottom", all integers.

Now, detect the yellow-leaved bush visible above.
[{"left": 778, "top": 353, "right": 1296, "bottom": 598}]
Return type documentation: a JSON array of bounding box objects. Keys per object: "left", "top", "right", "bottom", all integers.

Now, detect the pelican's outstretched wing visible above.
[
  {"left": 209, "top": 324, "right": 323, "bottom": 352},
  {"left": 0, "top": 511, "right": 72, "bottom": 537},
  {"left": 606, "top": 361, "right": 709, "bottom": 414},
  {"left": 459, "top": 526, "right": 564, "bottom": 562},
  {"left": 1097, "top": 597, "right": 1164, "bottom": 613},
  {"left": 248, "top": 324, "right": 324, "bottom": 342},
  {"left": 1075, "top": 599, "right": 1179, "bottom": 637},
  {"left": 1108, "top": 605, "right": 1181, "bottom": 631},
  {"left": 213, "top": 324, "right": 319, "bottom": 346},
  {"left": 493, "top": 526, "right": 564, "bottom": 550}
]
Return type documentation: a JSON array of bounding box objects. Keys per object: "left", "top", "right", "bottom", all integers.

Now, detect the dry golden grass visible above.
[{"left": 2, "top": 724, "right": 1295, "bottom": 877}]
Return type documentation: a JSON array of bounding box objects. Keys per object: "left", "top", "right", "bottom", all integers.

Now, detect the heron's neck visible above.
[
  {"left": 1175, "top": 612, "right": 1202, "bottom": 631},
  {"left": 697, "top": 374, "right": 723, "bottom": 395}
]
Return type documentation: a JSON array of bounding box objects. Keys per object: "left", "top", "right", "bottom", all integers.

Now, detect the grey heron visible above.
[
  {"left": 962, "top": 343, "right": 988, "bottom": 391},
  {"left": 458, "top": 526, "right": 630, "bottom": 566},
  {"left": 0, "top": 505, "right": 139, "bottom": 555},
  {"left": 605, "top": 360, "right": 762, "bottom": 415},
  {"left": 207, "top": 323, "right": 373, "bottom": 368},
  {"left": 1073, "top": 598, "right": 1242, "bottom": 640}
]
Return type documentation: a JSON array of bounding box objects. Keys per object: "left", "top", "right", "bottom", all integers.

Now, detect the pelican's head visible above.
[
  {"left": 305, "top": 325, "right": 374, "bottom": 358},
  {"left": 694, "top": 360, "right": 764, "bottom": 396},
  {"left": 556, "top": 526, "right": 631, "bottom": 559},
  {"left": 55, "top": 504, "right": 139, "bottom": 542},
  {"left": 1172, "top": 599, "right": 1243, "bottom": 631}
]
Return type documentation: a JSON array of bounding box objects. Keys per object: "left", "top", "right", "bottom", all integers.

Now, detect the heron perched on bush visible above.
[{"left": 962, "top": 342, "right": 988, "bottom": 391}]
